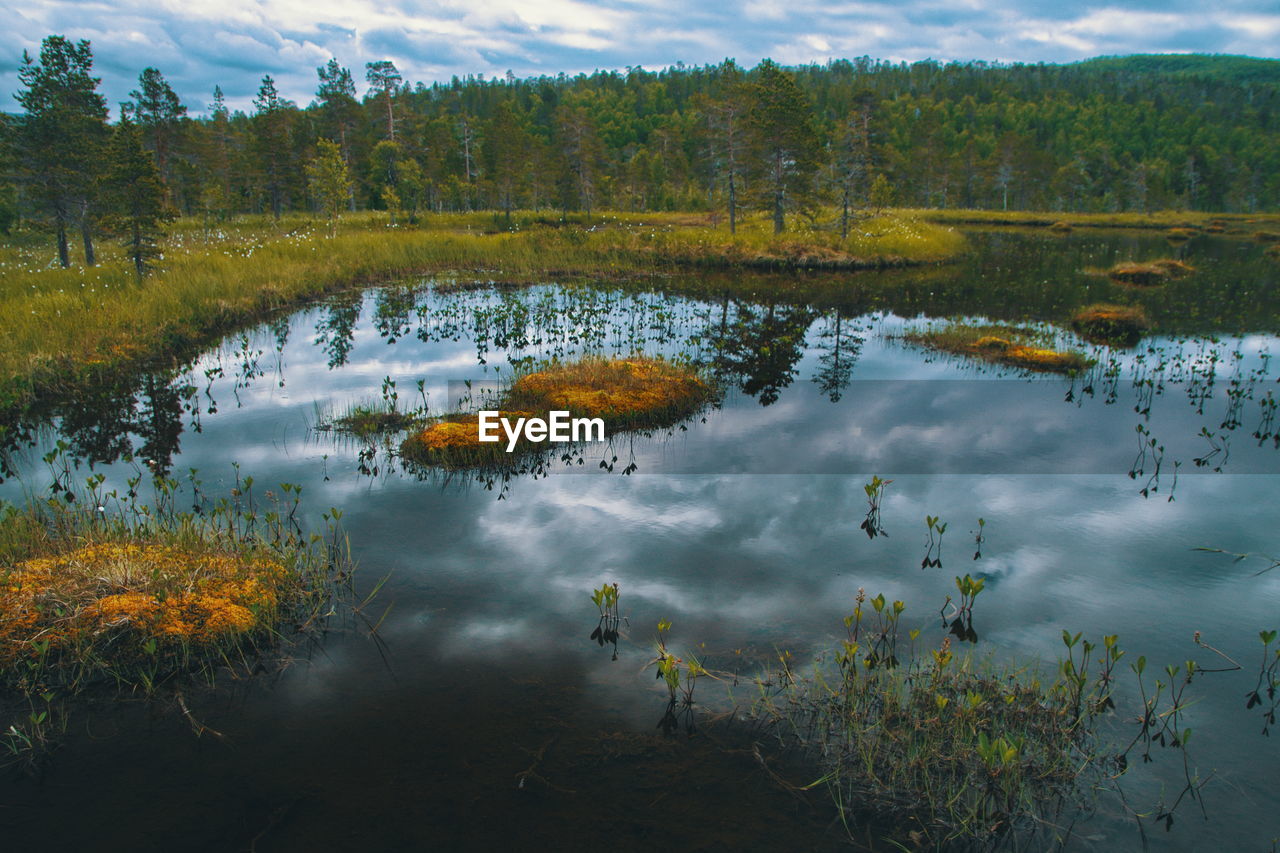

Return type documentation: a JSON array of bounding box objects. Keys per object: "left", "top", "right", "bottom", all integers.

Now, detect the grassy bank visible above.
[
  {"left": 910, "top": 207, "right": 1280, "bottom": 232},
  {"left": 0, "top": 211, "right": 959, "bottom": 414}
]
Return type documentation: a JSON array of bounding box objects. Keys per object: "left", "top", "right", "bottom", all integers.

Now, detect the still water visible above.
[{"left": 2, "top": 229, "right": 1278, "bottom": 850}]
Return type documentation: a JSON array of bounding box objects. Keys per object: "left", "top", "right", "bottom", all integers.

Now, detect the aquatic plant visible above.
[
  {"left": 589, "top": 581, "right": 622, "bottom": 660},
  {"left": 1253, "top": 230, "right": 1280, "bottom": 243},
  {"left": 858, "top": 475, "right": 891, "bottom": 539},
  {"left": 1165, "top": 227, "right": 1197, "bottom": 242},
  {"left": 745, "top": 594, "right": 1221, "bottom": 850},
  {"left": 1049, "top": 220, "right": 1073, "bottom": 232},
  {"left": 1071, "top": 303, "right": 1148, "bottom": 346}
]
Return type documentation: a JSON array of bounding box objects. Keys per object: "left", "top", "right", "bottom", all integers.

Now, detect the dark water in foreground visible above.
[{"left": 2, "top": 229, "right": 1279, "bottom": 850}]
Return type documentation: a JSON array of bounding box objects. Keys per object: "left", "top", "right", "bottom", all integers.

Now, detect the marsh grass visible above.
[
  {"left": 904, "top": 323, "right": 1093, "bottom": 373},
  {"left": 745, "top": 591, "right": 1125, "bottom": 850},
  {"left": 1071, "top": 303, "right": 1149, "bottom": 347},
  {"left": 318, "top": 400, "right": 427, "bottom": 438},
  {"left": 0, "top": 468, "right": 350, "bottom": 763}
]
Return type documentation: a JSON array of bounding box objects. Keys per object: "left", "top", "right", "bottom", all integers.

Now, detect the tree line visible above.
[{"left": 4, "top": 35, "right": 1279, "bottom": 267}]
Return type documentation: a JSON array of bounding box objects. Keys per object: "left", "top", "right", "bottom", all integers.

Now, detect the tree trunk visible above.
[
  {"left": 773, "top": 189, "right": 784, "bottom": 235},
  {"left": 80, "top": 206, "right": 96, "bottom": 267},
  {"left": 55, "top": 213, "right": 70, "bottom": 268},
  {"left": 728, "top": 172, "right": 737, "bottom": 235}
]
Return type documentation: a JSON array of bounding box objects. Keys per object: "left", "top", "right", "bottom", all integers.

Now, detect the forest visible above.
[{"left": 3, "top": 36, "right": 1279, "bottom": 265}]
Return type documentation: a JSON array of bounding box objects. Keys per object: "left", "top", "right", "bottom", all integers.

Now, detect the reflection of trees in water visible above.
[
  {"left": 707, "top": 299, "right": 817, "bottom": 406},
  {"left": 811, "top": 310, "right": 864, "bottom": 403},
  {"left": 314, "top": 292, "right": 362, "bottom": 369}
]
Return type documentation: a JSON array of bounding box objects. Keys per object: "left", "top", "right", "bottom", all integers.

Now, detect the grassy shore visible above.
[
  {"left": 910, "top": 207, "right": 1280, "bottom": 232},
  {"left": 0, "top": 210, "right": 959, "bottom": 414}
]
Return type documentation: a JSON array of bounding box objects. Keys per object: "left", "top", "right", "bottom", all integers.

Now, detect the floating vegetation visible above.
[
  {"left": 1071, "top": 302, "right": 1149, "bottom": 346},
  {"left": 507, "top": 356, "right": 714, "bottom": 430},
  {"left": 904, "top": 323, "right": 1092, "bottom": 374},
  {"left": 399, "top": 410, "right": 539, "bottom": 469},
  {"left": 1265, "top": 244, "right": 1280, "bottom": 259},
  {"left": 400, "top": 356, "right": 715, "bottom": 470},
  {"left": 1049, "top": 220, "right": 1073, "bottom": 232},
  {"left": 1165, "top": 227, "right": 1198, "bottom": 242},
  {"left": 1253, "top": 230, "right": 1280, "bottom": 243},
  {"left": 1106, "top": 259, "right": 1195, "bottom": 286}
]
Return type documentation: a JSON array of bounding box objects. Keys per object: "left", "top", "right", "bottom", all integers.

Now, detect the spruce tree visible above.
[
  {"left": 746, "top": 60, "right": 820, "bottom": 234},
  {"left": 103, "top": 117, "right": 171, "bottom": 279},
  {"left": 251, "top": 75, "right": 292, "bottom": 219}
]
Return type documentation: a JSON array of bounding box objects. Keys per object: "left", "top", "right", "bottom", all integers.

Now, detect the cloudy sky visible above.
[{"left": 3, "top": 0, "right": 1278, "bottom": 114}]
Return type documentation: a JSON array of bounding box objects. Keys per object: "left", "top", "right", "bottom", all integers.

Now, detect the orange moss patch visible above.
[
  {"left": 1049, "top": 221, "right": 1073, "bottom": 232},
  {"left": 509, "top": 357, "right": 712, "bottom": 425},
  {"left": 1165, "top": 227, "right": 1197, "bottom": 241},
  {"left": 1070, "top": 303, "right": 1148, "bottom": 347},
  {"left": 399, "top": 410, "right": 540, "bottom": 468},
  {"left": 1, "top": 541, "right": 286, "bottom": 666},
  {"left": 1253, "top": 231, "right": 1280, "bottom": 243},
  {"left": 399, "top": 357, "right": 715, "bottom": 470}
]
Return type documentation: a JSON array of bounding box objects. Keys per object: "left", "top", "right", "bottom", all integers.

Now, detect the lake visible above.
[{"left": 2, "top": 228, "right": 1278, "bottom": 850}]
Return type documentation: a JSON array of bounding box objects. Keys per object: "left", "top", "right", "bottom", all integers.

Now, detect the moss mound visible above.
[
  {"left": 1070, "top": 303, "right": 1148, "bottom": 347},
  {"left": 508, "top": 357, "right": 714, "bottom": 429},
  {"left": 1107, "top": 259, "right": 1194, "bottom": 286},
  {"left": 1165, "top": 227, "right": 1197, "bottom": 242},
  {"left": 1048, "top": 221, "right": 1073, "bottom": 232},
  {"left": 905, "top": 324, "right": 1092, "bottom": 374},
  {"left": 399, "top": 410, "right": 539, "bottom": 469},
  {"left": 1253, "top": 230, "right": 1280, "bottom": 243},
  {"left": 400, "top": 357, "right": 715, "bottom": 470},
  {"left": 1, "top": 541, "right": 288, "bottom": 673}
]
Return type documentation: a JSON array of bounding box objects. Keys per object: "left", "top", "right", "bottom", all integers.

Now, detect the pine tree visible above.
[
  {"left": 695, "top": 60, "right": 749, "bottom": 233},
  {"left": 103, "top": 117, "right": 171, "bottom": 279},
  {"left": 251, "top": 75, "right": 293, "bottom": 219},
  {"left": 747, "top": 60, "right": 820, "bottom": 234},
  {"left": 305, "top": 139, "right": 353, "bottom": 236},
  {"left": 15, "top": 35, "right": 109, "bottom": 267},
  {"left": 316, "top": 59, "right": 359, "bottom": 210},
  {"left": 124, "top": 67, "right": 186, "bottom": 205},
  {"left": 365, "top": 60, "right": 402, "bottom": 141}
]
